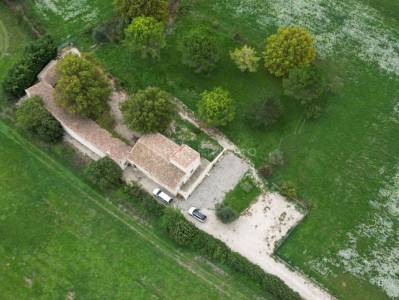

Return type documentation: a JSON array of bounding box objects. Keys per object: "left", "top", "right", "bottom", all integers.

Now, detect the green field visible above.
[{"left": 6, "top": 0, "right": 399, "bottom": 299}]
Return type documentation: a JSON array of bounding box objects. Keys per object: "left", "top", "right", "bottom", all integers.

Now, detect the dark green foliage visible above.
[
  {"left": 180, "top": 27, "right": 220, "bottom": 74},
  {"left": 92, "top": 17, "right": 127, "bottom": 43},
  {"left": 3, "top": 35, "right": 57, "bottom": 98},
  {"left": 215, "top": 203, "right": 238, "bottom": 223},
  {"left": 85, "top": 157, "right": 122, "bottom": 190},
  {"left": 247, "top": 97, "right": 283, "bottom": 129},
  {"left": 161, "top": 208, "right": 198, "bottom": 246},
  {"left": 121, "top": 86, "right": 175, "bottom": 133},
  {"left": 279, "top": 181, "right": 298, "bottom": 200},
  {"left": 54, "top": 54, "right": 112, "bottom": 119},
  {"left": 283, "top": 65, "right": 327, "bottom": 103},
  {"left": 123, "top": 184, "right": 165, "bottom": 218},
  {"left": 114, "top": 0, "right": 169, "bottom": 22},
  {"left": 16, "top": 96, "right": 63, "bottom": 144}
]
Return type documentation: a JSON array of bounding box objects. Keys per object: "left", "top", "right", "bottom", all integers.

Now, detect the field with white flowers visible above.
[{"left": 20, "top": 0, "right": 399, "bottom": 299}]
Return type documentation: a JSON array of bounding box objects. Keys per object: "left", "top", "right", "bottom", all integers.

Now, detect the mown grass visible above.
[
  {"left": 223, "top": 174, "right": 261, "bottom": 213},
  {"left": 12, "top": 0, "right": 399, "bottom": 299}
]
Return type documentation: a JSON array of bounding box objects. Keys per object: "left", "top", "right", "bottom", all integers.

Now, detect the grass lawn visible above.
[
  {"left": 223, "top": 174, "right": 261, "bottom": 213},
  {"left": 11, "top": 0, "right": 399, "bottom": 299},
  {"left": 0, "top": 121, "right": 271, "bottom": 300}
]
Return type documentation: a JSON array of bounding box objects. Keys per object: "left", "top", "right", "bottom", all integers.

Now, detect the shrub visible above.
[
  {"left": 124, "top": 16, "right": 166, "bottom": 59},
  {"left": 264, "top": 26, "right": 316, "bottom": 77},
  {"left": 124, "top": 184, "right": 165, "bottom": 218},
  {"left": 16, "top": 96, "right": 63, "bottom": 144},
  {"left": 247, "top": 97, "right": 283, "bottom": 129},
  {"left": 230, "top": 45, "right": 260, "bottom": 72},
  {"left": 3, "top": 35, "right": 57, "bottom": 98},
  {"left": 215, "top": 204, "right": 238, "bottom": 223},
  {"left": 121, "top": 86, "right": 175, "bottom": 133},
  {"left": 180, "top": 27, "right": 220, "bottom": 74},
  {"left": 92, "top": 17, "right": 127, "bottom": 43},
  {"left": 268, "top": 148, "right": 285, "bottom": 167},
  {"left": 279, "top": 181, "right": 298, "bottom": 200},
  {"left": 304, "top": 99, "right": 324, "bottom": 120},
  {"left": 54, "top": 54, "right": 112, "bottom": 119},
  {"left": 259, "top": 164, "right": 273, "bottom": 178},
  {"left": 283, "top": 65, "right": 327, "bottom": 103},
  {"left": 114, "top": 0, "right": 169, "bottom": 22},
  {"left": 161, "top": 208, "right": 198, "bottom": 246},
  {"left": 85, "top": 157, "right": 122, "bottom": 190},
  {"left": 197, "top": 87, "right": 235, "bottom": 127}
]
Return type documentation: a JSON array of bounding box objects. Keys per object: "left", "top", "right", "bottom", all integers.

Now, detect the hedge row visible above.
[
  {"left": 3, "top": 35, "right": 57, "bottom": 98},
  {"left": 121, "top": 186, "right": 301, "bottom": 300}
]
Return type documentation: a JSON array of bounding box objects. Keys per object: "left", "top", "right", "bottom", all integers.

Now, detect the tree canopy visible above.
[
  {"left": 180, "top": 27, "right": 220, "bottom": 74},
  {"left": 247, "top": 97, "right": 283, "bottom": 129},
  {"left": 54, "top": 54, "right": 111, "bottom": 120},
  {"left": 114, "top": 0, "right": 169, "bottom": 22},
  {"left": 85, "top": 157, "right": 122, "bottom": 190},
  {"left": 264, "top": 26, "right": 316, "bottom": 77},
  {"left": 230, "top": 45, "right": 260, "bottom": 72},
  {"left": 121, "top": 86, "right": 175, "bottom": 133},
  {"left": 16, "top": 96, "right": 64, "bottom": 143},
  {"left": 124, "top": 16, "right": 166, "bottom": 59},
  {"left": 197, "top": 87, "right": 235, "bottom": 127}
]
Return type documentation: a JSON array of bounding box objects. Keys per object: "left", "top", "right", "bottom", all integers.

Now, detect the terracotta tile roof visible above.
[
  {"left": 25, "top": 82, "right": 131, "bottom": 165},
  {"left": 127, "top": 133, "right": 200, "bottom": 193}
]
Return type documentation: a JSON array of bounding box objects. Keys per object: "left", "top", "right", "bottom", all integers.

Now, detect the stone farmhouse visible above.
[{"left": 24, "top": 48, "right": 207, "bottom": 199}]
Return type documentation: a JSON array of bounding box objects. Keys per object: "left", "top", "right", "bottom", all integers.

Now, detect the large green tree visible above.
[
  {"left": 54, "top": 54, "right": 111, "bottom": 119},
  {"left": 121, "top": 86, "right": 175, "bottom": 133},
  {"left": 124, "top": 16, "right": 166, "bottom": 59},
  {"left": 264, "top": 26, "right": 316, "bottom": 77},
  {"left": 85, "top": 157, "right": 122, "bottom": 190},
  {"left": 114, "top": 0, "right": 169, "bottom": 22},
  {"left": 180, "top": 27, "right": 220, "bottom": 74},
  {"left": 197, "top": 87, "right": 235, "bottom": 127},
  {"left": 16, "top": 96, "right": 64, "bottom": 143}
]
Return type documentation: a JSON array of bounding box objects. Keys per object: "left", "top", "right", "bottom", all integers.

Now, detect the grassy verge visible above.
[{"left": 223, "top": 173, "right": 261, "bottom": 213}]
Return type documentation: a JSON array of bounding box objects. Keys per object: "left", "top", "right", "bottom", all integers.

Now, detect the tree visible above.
[
  {"left": 264, "top": 26, "right": 316, "bottom": 77},
  {"left": 85, "top": 157, "right": 122, "bottom": 190},
  {"left": 54, "top": 54, "right": 111, "bottom": 119},
  {"left": 215, "top": 204, "right": 238, "bottom": 224},
  {"left": 124, "top": 16, "right": 166, "bottom": 59},
  {"left": 197, "top": 87, "right": 235, "bottom": 127},
  {"left": 121, "top": 86, "right": 175, "bottom": 133},
  {"left": 16, "top": 96, "right": 64, "bottom": 143},
  {"left": 3, "top": 35, "right": 57, "bottom": 98},
  {"left": 180, "top": 27, "right": 220, "bottom": 74},
  {"left": 283, "top": 65, "right": 327, "bottom": 103},
  {"left": 247, "top": 97, "right": 283, "bottom": 128},
  {"left": 114, "top": 0, "right": 169, "bottom": 22},
  {"left": 161, "top": 208, "right": 198, "bottom": 246},
  {"left": 230, "top": 45, "right": 260, "bottom": 72}
]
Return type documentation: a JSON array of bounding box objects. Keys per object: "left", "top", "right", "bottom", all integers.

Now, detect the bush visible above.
[
  {"left": 16, "top": 96, "right": 64, "bottom": 144},
  {"left": 197, "top": 87, "right": 235, "bottom": 127},
  {"left": 264, "top": 26, "right": 316, "bottom": 77},
  {"left": 215, "top": 204, "right": 238, "bottom": 223},
  {"left": 121, "top": 86, "right": 176, "bottom": 133},
  {"left": 124, "top": 184, "right": 164, "bottom": 218},
  {"left": 114, "top": 0, "right": 169, "bottom": 22},
  {"left": 85, "top": 157, "right": 122, "bottom": 190},
  {"left": 279, "top": 181, "right": 298, "bottom": 200},
  {"left": 161, "top": 208, "right": 198, "bottom": 246},
  {"left": 3, "top": 35, "right": 57, "bottom": 98},
  {"left": 230, "top": 45, "right": 260, "bottom": 72},
  {"left": 54, "top": 54, "right": 112, "bottom": 119},
  {"left": 180, "top": 27, "right": 220, "bottom": 74},
  {"left": 92, "top": 17, "right": 127, "bottom": 43},
  {"left": 124, "top": 16, "right": 166, "bottom": 59},
  {"left": 268, "top": 149, "right": 285, "bottom": 167},
  {"left": 247, "top": 97, "right": 283, "bottom": 129},
  {"left": 283, "top": 65, "right": 327, "bottom": 103},
  {"left": 259, "top": 164, "right": 273, "bottom": 178}
]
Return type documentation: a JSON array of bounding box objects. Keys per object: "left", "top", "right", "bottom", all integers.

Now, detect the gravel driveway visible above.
[{"left": 176, "top": 152, "right": 249, "bottom": 211}]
